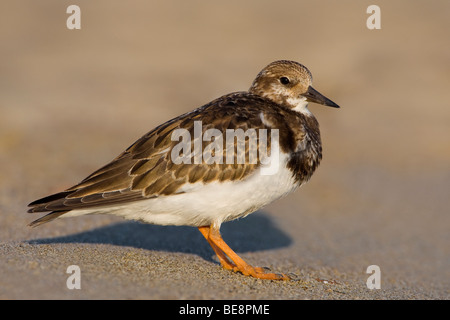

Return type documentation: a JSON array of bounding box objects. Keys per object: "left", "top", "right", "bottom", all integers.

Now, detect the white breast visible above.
[
  {"left": 63, "top": 151, "right": 300, "bottom": 228},
  {"left": 288, "top": 97, "right": 313, "bottom": 116}
]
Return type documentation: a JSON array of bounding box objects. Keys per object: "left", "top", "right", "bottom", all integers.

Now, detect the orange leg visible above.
[
  {"left": 198, "top": 226, "right": 236, "bottom": 271},
  {"left": 198, "top": 225, "right": 290, "bottom": 280}
]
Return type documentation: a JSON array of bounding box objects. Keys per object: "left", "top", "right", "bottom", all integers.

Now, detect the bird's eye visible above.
[{"left": 280, "top": 77, "right": 290, "bottom": 85}]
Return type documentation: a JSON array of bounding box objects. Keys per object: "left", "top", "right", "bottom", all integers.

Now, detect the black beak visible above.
[{"left": 303, "top": 86, "right": 340, "bottom": 108}]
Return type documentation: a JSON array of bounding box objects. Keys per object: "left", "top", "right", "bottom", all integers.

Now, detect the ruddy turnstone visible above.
[{"left": 28, "top": 60, "right": 339, "bottom": 280}]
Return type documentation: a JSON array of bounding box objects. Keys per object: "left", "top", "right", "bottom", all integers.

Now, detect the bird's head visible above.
[{"left": 249, "top": 60, "right": 340, "bottom": 114}]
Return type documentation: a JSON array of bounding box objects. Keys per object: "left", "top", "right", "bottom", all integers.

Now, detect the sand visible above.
[{"left": 0, "top": 0, "right": 449, "bottom": 300}]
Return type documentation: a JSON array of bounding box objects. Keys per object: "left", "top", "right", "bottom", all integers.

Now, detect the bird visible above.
[{"left": 28, "top": 60, "right": 339, "bottom": 280}]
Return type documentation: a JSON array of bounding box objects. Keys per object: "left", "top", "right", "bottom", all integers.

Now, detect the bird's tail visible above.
[
  {"left": 28, "top": 211, "right": 69, "bottom": 227},
  {"left": 27, "top": 191, "right": 73, "bottom": 227}
]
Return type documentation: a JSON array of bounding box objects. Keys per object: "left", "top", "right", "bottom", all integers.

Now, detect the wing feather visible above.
[{"left": 27, "top": 92, "right": 287, "bottom": 224}]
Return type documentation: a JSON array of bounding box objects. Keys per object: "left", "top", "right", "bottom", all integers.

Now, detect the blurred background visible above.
[{"left": 0, "top": 1, "right": 448, "bottom": 299}]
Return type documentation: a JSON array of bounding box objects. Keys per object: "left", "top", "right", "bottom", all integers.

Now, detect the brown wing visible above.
[{"left": 27, "top": 92, "right": 285, "bottom": 225}]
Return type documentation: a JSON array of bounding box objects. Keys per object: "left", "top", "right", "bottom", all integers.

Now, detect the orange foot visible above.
[{"left": 198, "top": 225, "right": 290, "bottom": 280}]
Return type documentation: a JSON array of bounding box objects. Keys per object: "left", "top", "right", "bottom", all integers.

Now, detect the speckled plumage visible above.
[{"left": 28, "top": 60, "right": 339, "bottom": 280}]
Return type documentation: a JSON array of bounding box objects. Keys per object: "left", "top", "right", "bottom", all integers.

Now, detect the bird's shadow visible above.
[{"left": 27, "top": 211, "right": 292, "bottom": 262}]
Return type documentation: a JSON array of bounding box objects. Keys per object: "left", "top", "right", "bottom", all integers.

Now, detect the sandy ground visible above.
[{"left": 0, "top": 1, "right": 449, "bottom": 300}]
